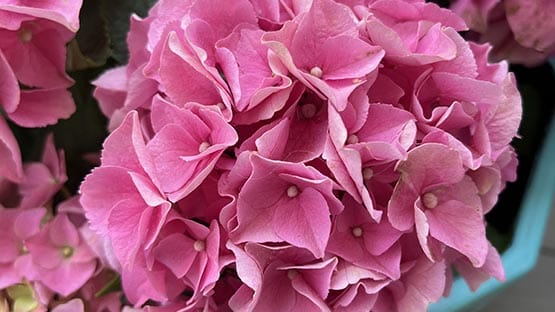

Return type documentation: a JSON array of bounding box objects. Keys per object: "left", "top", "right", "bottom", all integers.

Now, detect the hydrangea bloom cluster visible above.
[
  {"left": 0, "top": 0, "right": 81, "bottom": 185},
  {"left": 451, "top": 0, "right": 555, "bottom": 66},
  {"left": 0, "top": 135, "right": 119, "bottom": 312},
  {"left": 82, "top": 0, "right": 522, "bottom": 310}
]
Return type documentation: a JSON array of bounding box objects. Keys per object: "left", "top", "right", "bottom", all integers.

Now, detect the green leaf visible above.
[
  {"left": 66, "top": 0, "right": 112, "bottom": 71},
  {"left": 100, "top": 0, "right": 158, "bottom": 64},
  {"left": 51, "top": 68, "right": 108, "bottom": 192}
]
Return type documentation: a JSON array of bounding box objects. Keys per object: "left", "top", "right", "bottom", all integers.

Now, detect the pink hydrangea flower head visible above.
[{"left": 79, "top": 0, "right": 522, "bottom": 309}]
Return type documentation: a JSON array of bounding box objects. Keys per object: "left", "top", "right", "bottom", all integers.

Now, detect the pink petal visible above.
[
  {"left": 273, "top": 188, "right": 331, "bottom": 258},
  {"left": 0, "top": 116, "right": 23, "bottom": 182},
  {"left": 8, "top": 88, "right": 75, "bottom": 127},
  {"left": 426, "top": 201, "right": 489, "bottom": 267},
  {"left": 0, "top": 51, "right": 19, "bottom": 113}
]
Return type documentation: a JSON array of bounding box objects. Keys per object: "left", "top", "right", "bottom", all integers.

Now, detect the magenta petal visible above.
[
  {"left": 51, "top": 299, "right": 85, "bottom": 312},
  {"left": 9, "top": 88, "right": 75, "bottom": 127},
  {"left": 272, "top": 188, "right": 331, "bottom": 258},
  {"left": 39, "top": 260, "right": 96, "bottom": 297},
  {"left": 48, "top": 214, "right": 80, "bottom": 247},
  {"left": 80, "top": 166, "right": 141, "bottom": 233},
  {"left": 426, "top": 201, "right": 489, "bottom": 267},
  {"left": 153, "top": 233, "right": 196, "bottom": 278},
  {"left": 0, "top": 0, "right": 82, "bottom": 32},
  {"left": 454, "top": 243, "right": 505, "bottom": 291},
  {"left": 396, "top": 258, "right": 446, "bottom": 311},
  {"left": 0, "top": 51, "right": 19, "bottom": 113},
  {"left": 160, "top": 32, "right": 222, "bottom": 106},
  {"left": 0, "top": 116, "right": 23, "bottom": 182}
]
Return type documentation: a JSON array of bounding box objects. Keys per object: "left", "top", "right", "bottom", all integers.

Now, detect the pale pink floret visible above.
[
  {"left": 25, "top": 213, "right": 96, "bottom": 296},
  {"left": 364, "top": 0, "right": 467, "bottom": 66},
  {"left": 0, "top": 19, "right": 73, "bottom": 89},
  {"left": 327, "top": 195, "right": 403, "bottom": 279},
  {"left": 373, "top": 258, "right": 447, "bottom": 312},
  {"left": 228, "top": 152, "right": 343, "bottom": 258},
  {"left": 388, "top": 143, "right": 489, "bottom": 267},
  {"left": 263, "top": 0, "right": 384, "bottom": 111},
  {"left": 0, "top": 207, "right": 45, "bottom": 289},
  {"left": 80, "top": 112, "right": 172, "bottom": 268},
  {"left": 147, "top": 96, "right": 238, "bottom": 202},
  {"left": 228, "top": 243, "right": 338, "bottom": 312}
]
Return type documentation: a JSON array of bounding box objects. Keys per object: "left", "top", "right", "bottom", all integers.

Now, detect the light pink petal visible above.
[
  {"left": 8, "top": 88, "right": 75, "bottom": 127},
  {"left": 0, "top": 116, "right": 23, "bottom": 182},
  {"left": 454, "top": 243, "right": 505, "bottom": 291},
  {"left": 426, "top": 200, "right": 489, "bottom": 267},
  {"left": 0, "top": 0, "right": 82, "bottom": 32},
  {"left": 48, "top": 214, "right": 80, "bottom": 247},
  {"left": 504, "top": 0, "right": 555, "bottom": 52},
  {"left": 273, "top": 188, "right": 331, "bottom": 258},
  {"left": 80, "top": 166, "right": 144, "bottom": 234},
  {"left": 92, "top": 66, "right": 128, "bottom": 118},
  {"left": 153, "top": 233, "right": 196, "bottom": 278},
  {"left": 51, "top": 299, "right": 84, "bottom": 312},
  {"left": 0, "top": 51, "right": 19, "bottom": 113},
  {"left": 160, "top": 32, "right": 222, "bottom": 106},
  {"left": 395, "top": 258, "right": 446, "bottom": 311}
]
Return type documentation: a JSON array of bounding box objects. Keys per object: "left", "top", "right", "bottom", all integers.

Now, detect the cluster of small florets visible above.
[
  {"left": 451, "top": 0, "right": 555, "bottom": 66},
  {"left": 81, "top": 0, "right": 522, "bottom": 311},
  {"left": 0, "top": 1, "right": 123, "bottom": 311}
]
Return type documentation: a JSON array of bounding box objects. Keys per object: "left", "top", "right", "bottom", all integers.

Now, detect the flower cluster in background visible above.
[
  {"left": 0, "top": 0, "right": 524, "bottom": 311},
  {"left": 451, "top": 0, "right": 555, "bottom": 66},
  {"left": 81, "top": 0, "right": 522, "bottom": 311},
  {"left": 0, "top": 1, "right": 123, "bottom": 311}
]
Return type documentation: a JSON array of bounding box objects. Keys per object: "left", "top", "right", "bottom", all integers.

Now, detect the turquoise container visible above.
[{"left": 429, "top": 113, "right": 555, "bottom": 312}]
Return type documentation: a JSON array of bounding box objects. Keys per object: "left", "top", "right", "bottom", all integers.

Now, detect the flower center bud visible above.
[
  {"left": 362, "top": 168, "right": 374, "bottom": 180},
  {"left": 18, "top": 28, "right": 32, "bottom": 42},
  {"left": 301, "top": 103, "right": 317, "bottom": 119},
  {"left": 286, "top": 185, "right": 299, "bottom": 198},
  {"left": 347, "top": 134, "right": 359, "bottom": 144},
  {"left": 60, "top": 246, "right": 74, "bottom": 259},
  {"left": 309, "top": 66, "right": 323, "bottom": 78},
  {"left": 351, "top": 226, "right": 363, "bottom": 237},
  {"left": 19, "top": 243, "right": 28, "bottom": 255},
  {"left": 198, "top": 141, "right": 210, "bottom": 153},
  {"left": 422, "top": 192, "right": 438, "bottom": 209},
  {"left": 287, "top": 269, "right": 299, "bottom": 280},
  {"left": 193, "top": 240, "right": 205, "bottom": 252}
]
